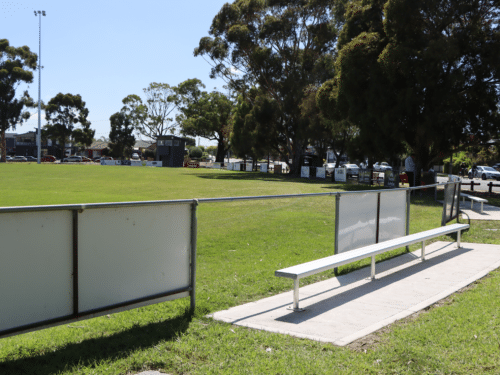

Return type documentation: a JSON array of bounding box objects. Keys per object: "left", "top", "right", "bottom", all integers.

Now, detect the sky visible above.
[{"left": 1, "top": 0, "right": 231, "bottom": 146}]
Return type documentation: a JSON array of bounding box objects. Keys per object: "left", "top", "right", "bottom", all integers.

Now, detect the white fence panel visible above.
[
  {"left": 337, "top": 193, "right": 377, "bottom": 254},
  {"left": 78, "top": 204, "right": 192, "bottom": 312},
  {"left": 379, "top": 190, "right": 406, "bottom": 242},
  {"left": 260, "top": 164, "right": 268, "bottom": 173},
  {"left": 246, "top": 163, "right": 253, "bottom": 172},
  {"left": 0, "top": 211, "right": 73, "bottom": 332}
]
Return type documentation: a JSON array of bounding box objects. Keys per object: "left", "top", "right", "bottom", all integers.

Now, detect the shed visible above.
[{"left": 156, "top": 135, "right": 186, "bottom": 167}]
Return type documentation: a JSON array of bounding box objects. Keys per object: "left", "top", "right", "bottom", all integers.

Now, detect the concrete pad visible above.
[
  {"left": 460, "top": 201, "right": 500, "bottom": 220},
  {"left": 210, "top": 241, "right": 500, "bottom": 346}
]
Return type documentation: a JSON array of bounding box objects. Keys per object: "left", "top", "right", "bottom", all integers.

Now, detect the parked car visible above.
[
  {"left": 63, "top": 156, "right": 83, "bottom": 163},
  {"left": 344, "top": 163, "right": 360, "bottom": 177},
  {"left": 374, "top": 162, "right": 392, "bottom": 171},
  {"left": 25, "top": 156, "right": 37, "bottom": 162},
  {"left": 41, "top": 155, "right": 57, "bottom": 162},
  {"left": 81, "top": 157, "right": 93, "bottom": 162},
  {"left": 131, "top": 152, "right": 140, "bottom": 160},
  {"left": 6, "top": 156, "right": 14, "bottom": 161},
  {"left": 468, "top": 166, "right": 500, "bottom": 180},
  {"left": 492, "top": 163, "right": 500, "bottom": 172},
  {"left": 13, "top": 156, "right": 27, "bottom": 162}
]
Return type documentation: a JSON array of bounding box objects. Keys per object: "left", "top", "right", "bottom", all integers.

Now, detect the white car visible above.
[
  {"left": 374, "top": 162, "right": 392, "bottom": 171},
  {"left": 468, "top": 166, "right": 500, "bottom": 180},
  {"left": 63, "top": 156, "right": 83, "bottom": 163},
  {"left": 344, "top": 164, "right": 360, "bottom": 176}
]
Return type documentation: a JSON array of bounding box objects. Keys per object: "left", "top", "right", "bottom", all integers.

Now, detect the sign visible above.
[
  {"left": 260, "top": 164, "right": 268, "bottom": 173},
  {"left": 301, "top": 166, "right": 310, "bottom": 178},
  {"left": 358, "top": 169, "right": 372, "bottom": 184},
  {"left": 246, "top": 163, "right": 253, "bottom": 172},
  {"left": 213, "top": 162, "right": 221, "bottom": 169},
  {"left": 384, "top": 170, "right": 400, "bottom": 188},
  {"left": 335, "top": 168, "right": 346, "bottom": 182},
  {"left": 316, "top": 167, "right": 326, "bottom": 179}
]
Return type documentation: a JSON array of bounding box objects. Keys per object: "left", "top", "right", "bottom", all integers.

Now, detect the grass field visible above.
[{"left": 1, "top": 164, "right": 500, "bottom": 374}]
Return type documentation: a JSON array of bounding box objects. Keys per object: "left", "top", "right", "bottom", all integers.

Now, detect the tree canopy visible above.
[
  {"left": 0, "top": 39, "right": 37, "bottom": 162},
  {"left": 122, "top": 82, "right": 178, "bottom": 140},
  {"left": 317, "top": 0, "right": 500, "bottom": 172},
  {"left": 108, "top": 111, "right": 136, "bottom": 160},
  {"left": 175, "top": 79, "right": 233, "bottom": 163},
  {"left": 43, "top": 93, "right": 94, "bottom": 155},
  {"left": 195, "top": 0, "right": 338, "bottom": 174}
]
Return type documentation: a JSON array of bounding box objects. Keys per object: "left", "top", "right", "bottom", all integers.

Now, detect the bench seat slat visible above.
[{"left": 275, "top": 223, "right": 469, "bottom": 280}]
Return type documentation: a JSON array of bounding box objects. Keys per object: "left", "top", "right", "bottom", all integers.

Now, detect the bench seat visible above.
[
  {"left": 460, "top": 193, "right": 487, "bottom": 213},
  {"left": 275, "top": 223, "right": 469, "bottom": 311}
]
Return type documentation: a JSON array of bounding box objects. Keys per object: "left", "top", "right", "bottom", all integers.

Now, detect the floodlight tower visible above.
[{"left": 34, "top": 10, "right": 46, "bottom": 164}]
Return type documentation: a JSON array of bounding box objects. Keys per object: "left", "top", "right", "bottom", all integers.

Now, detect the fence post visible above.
[
  {"left": 406, "top": 189, "right": 411, "bottom": 252},
  {"left": 489, "top": 182, "right": 493, "bottom": 195},
  {"left": 190, "top": 199, "right": 199, "bottom": 312},
  {"left": 334, "top": 194, "right": 340, "bottom": 275}
]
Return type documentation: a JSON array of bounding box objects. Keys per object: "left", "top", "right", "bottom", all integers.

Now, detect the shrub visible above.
[{"left": 189, "top": 147, "right": 203, "bottom": 159}]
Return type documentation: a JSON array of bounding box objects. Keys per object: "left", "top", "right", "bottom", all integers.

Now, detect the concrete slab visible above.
[
  {"left": 210, "top": 241, "right": 500, "bottom": 346},
  {"left": 460, "top": 201, "right": 500, "bottom": 220}
]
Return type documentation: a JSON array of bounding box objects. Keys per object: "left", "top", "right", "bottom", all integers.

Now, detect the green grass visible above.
[{"left": 1, "top": 164, "right": 499, "bottom": 374}]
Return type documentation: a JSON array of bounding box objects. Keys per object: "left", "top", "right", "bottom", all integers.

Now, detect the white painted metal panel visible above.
[
  {"left": 77, "top": 203, "right": 192, "bottom": 313},
  {"left": 379, "top": 190, "right": 406, "bottom": 242},
  {"left": 301, "top": 166, "right": 309, "bottom": 178},
  {"left": 260, "top": 164, "right": 268, "bottom": 173},
  {"left": 337, "top": 193, "right": 377, "bottom": 253},
  {"left": 146, "top": 161, "right": 161, "bottom": 167},
  {"left": 213, "top": 162, "right": 221, "bottom": 169},
  {"left": 246, "top": 163, "right": 253, "bottom": 172},
  {"left": 0, "top": 211, "right": 73, "bottom": 331}
]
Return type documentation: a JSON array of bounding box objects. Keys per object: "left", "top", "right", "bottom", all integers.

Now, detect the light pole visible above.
[{"left": 34, "top": 10, "right": 46, "bottom": 164}]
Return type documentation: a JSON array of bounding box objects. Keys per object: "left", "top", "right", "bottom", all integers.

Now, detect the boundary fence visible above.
[{"left": 0, "top": 181, "right": 459, "bottom": 339}]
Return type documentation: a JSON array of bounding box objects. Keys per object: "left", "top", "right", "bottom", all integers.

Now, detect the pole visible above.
[{"left": 35, "top": 11, "right": 46, "bottom": 164}]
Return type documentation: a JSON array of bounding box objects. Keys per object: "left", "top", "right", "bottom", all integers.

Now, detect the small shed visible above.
[{"left": 156, "top": 135, "right": 186, "bottom": 167}]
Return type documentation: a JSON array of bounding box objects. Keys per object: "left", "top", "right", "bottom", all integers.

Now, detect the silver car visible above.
[
  {"left": 468, "top": 166, "right": 500, "bottom": 180},
  {"left": 344, "top": 164, "right": 360, "bottom": 177}
]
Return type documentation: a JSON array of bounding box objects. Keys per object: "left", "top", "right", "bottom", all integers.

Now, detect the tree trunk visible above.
[{"left": 215, "top": 140, "right": 225, "bottom": 164}]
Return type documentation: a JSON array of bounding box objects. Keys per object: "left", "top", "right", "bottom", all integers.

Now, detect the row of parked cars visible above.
[
  {"left": 324, "top": 162, "right": 393, "bottom": 177},
  {"left": 4, "top": 155, "right": 113, "bottom": 163}
]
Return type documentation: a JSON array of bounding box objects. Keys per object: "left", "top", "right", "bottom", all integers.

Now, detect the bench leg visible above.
[
  {"left": 471, "top": 200, "right": 473, "bottom": 210},
  {"left": 480, "top": 202, "right": 483, "bottom": 213},
  {"left": 457, "top": 230, "right": 461, "bottom": 248},
  {"left": 371, "top": 256, "right": 376, "bottom": 280},
  {"left": 421, "top": 241, "right": 426, "bottom": 261},
  {"left": 289, "top": 279, "right": 305, "bottom": 312}
]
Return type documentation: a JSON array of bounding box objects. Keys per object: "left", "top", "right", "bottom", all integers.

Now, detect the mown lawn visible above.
[{"left": 1, "top": 164, "right": 499, "bottom": 374}]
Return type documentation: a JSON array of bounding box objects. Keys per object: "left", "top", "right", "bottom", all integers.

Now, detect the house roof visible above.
[
  {"left": 87, "top": 141, "right": 109, "bottom": 150},
  {"left": 134, "top": 140, "right": 155, "bottom": 149}
]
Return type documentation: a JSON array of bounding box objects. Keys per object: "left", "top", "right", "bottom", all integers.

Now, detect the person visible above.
[
  {"left": 460, "top": 162, "right": 466, "bottom": 177},
  {"left": 405, "top": 153, "right": 416, "bottom": 187}
]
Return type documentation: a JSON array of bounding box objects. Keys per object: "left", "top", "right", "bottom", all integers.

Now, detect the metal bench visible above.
[
  {"left": 275, "top": 223, "right": 470, "bottom": 311},
  {"left": 460, "top": 193, "right": 487, "bottom": 213}
]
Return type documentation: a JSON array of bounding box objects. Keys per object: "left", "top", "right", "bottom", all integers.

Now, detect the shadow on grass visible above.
[{"left": 0, "top": 308, "right": 194, "bottom": 375}]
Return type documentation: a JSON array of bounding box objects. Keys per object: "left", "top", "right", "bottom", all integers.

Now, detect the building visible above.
[{"left": 156, "top": 135, "right": 186, "bottom": 167}]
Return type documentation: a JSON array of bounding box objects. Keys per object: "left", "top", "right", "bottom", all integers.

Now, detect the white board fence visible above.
[{"left": 0, "top": 200, "right": 198, "bottom": 338}]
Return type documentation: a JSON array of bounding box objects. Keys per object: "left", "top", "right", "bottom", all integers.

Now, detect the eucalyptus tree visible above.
[
  {"left": 0, "top": 39, "right": 37, "bottom": 162},
  {"left": 317, "top": 0, "right": 500, "bottom": 177},
  {"left": 195, "top": 0, "right": 338, "bottom": 175},
  {"left": 121, "top": 82, "right": 178, "bottom": 139},
  {"left": 175, "top": 79, "right": 233, "bottom": 163},
  {"left": 108, "top": 112, "right": 135, "bottom": 160},
  {"left": 43, "top": 93, "right": 94, "bottom": 155}
]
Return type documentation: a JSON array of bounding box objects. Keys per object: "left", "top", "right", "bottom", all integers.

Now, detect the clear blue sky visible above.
[{"left": 1, "top": 0, "right": 230, "bottom": 146}]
